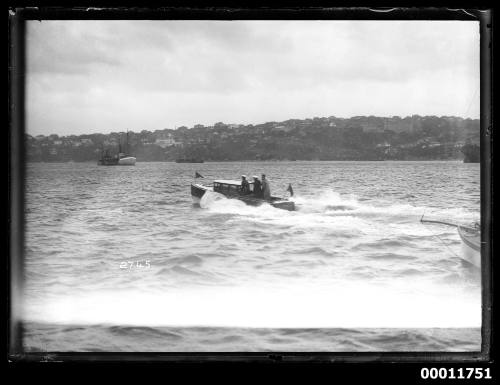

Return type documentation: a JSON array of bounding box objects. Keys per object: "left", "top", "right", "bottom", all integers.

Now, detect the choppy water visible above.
[{"left": 23, "top": 161, "right": 481, "bottom": 352}]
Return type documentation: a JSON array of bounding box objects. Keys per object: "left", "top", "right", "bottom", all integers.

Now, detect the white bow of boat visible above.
[{"left": 420, "top": 215, "right": 480, "bottom": 268}]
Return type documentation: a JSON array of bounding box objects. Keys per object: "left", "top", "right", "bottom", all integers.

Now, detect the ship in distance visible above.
[{"left": 98, "top": 131, "right": 136, "bottom": 166}]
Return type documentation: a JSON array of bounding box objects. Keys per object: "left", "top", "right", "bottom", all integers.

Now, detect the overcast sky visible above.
[{"left": 26, "top": 20, "right": 479, "bottom": 136}]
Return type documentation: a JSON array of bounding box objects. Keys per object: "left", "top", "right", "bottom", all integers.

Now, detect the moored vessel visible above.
[{"left": 98, "top": 131, "right": 136, "bottom": 166}]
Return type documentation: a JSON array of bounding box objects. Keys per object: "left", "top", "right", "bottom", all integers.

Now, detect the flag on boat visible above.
[
  {"left": 195, "top": 172, "right": 204, "bottom": 178},
  {"left": 287, "top": 183, "right": 294, "bottom": 196}
]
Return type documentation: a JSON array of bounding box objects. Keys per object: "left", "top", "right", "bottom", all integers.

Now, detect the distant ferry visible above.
[
  {"left": 176, "top": 158, "right": 204, "bottom": 163},
  {"left": 98, "top": 131, "right": 136, "bottom": 166}
]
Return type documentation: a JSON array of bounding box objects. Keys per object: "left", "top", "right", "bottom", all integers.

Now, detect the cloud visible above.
[
  {"left": 25, "top": 20, "right": 480, "bottom": 135},
  {"left": 27, "top": 21, "right": 122, "bottom": 74}
]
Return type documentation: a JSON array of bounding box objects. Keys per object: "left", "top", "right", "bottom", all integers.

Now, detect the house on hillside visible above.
[
  {"left": 271, "top": 125, "right": 294, "bottom": 133},
  {"left": 155, "top": 135, "right": 182, "bottom": 148},
  {"left": 81, "top": 138, "right": 93, "bottom": 146}
]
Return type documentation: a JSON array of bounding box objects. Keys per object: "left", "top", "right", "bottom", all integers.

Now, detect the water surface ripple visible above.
[{"left": 23, "top": 161, "right": 481, "bottom": 351}]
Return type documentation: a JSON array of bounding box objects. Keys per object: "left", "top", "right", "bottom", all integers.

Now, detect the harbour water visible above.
[{"left": 22, "top": 161, "right": 481, "bottom": 352}]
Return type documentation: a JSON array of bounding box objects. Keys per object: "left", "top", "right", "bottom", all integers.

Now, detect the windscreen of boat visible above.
[{"left": 214, "top": 181, "right": 254, "bottom": 193}]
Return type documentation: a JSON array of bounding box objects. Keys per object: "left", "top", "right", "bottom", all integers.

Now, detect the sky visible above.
[{"left": 26, "top": 20, "right": 480, "bottom": 136}]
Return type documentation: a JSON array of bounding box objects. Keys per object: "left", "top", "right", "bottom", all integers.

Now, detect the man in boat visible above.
[
  {"left": 252, "top": 175, "right": 262, "bottom": 198},
  {"left": 261, "top": 174, "right": 271, "bottom": 200},
  {"left": 240, "top": 175, "right": 250, "bottom": 195}
]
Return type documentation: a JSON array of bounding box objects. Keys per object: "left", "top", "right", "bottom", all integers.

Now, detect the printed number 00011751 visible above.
[{"left": 421, "top": 368, "right": 492, "bottom": 380}]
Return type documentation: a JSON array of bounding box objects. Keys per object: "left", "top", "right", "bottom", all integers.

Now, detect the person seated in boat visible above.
[
  {"left": 261, "top": 174, "right": 271, "bottom": 200},
  {"left": 240, "top": 175, "right": 250, "bottom": 195},
  {"left": 252, "top": 175, "right": 262, "bottom": 198}
]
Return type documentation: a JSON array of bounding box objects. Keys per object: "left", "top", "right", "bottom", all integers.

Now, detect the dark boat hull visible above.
[
  {"left": 98, "top": 160, "right": 136, "bottom": 166},
  {"left": 191, "top": 183, "right": 295, "bottom": 211},
  {"left": 98, "top": 158, "right": 120, "bottom": 166},
  {"left": 191, "top": 184, "right": 207, "bottom": 201},
  {"left": 98, "top": 156, "right": 136, "bottom": 166}
]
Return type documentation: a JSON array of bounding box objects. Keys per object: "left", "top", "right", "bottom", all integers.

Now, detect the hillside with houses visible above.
[{"left": 26, "top": 115, "right": 480, "bottom": 162}]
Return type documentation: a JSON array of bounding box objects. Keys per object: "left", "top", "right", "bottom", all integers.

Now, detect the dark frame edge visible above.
[
  {"left": 479, "top": 8, "right": 493, "bottom": 361},
  {"left": 8, "top": 8, "right": 26, "bottom": 359}
]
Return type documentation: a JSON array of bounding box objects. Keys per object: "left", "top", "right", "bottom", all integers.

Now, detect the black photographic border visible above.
[{"left": 7, "top": 5, "right": 494, "bottom": 373}]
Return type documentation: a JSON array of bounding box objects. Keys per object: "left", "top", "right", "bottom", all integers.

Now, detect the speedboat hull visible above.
[
  {"left": 458, "top": 225, "right": 480, "bottom": 268},
  {"left": 191, "top": 183, "right": 295, "bottom": 211}
]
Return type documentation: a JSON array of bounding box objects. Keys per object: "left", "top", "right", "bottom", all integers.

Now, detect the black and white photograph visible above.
[{"left": 11, "top": 13, "right": 489, "bottom": 356}]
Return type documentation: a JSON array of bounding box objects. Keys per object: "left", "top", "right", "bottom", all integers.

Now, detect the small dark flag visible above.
[
  {"left": 195, "top": 172, "right": 204, "bottom": 178},
  {"left": 287, "top": 183, "right": 294, "bottom": 197}
]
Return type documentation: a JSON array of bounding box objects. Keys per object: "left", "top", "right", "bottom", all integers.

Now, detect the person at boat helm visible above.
[
  {"left": 240, "top": 175, "right": 250, "bottom": 194},
  {"left": 253, "top": 175, "right": 262, "bottom": 198},
  {"left": 261, "top": 174, "right": 271, "bottom": 200}
]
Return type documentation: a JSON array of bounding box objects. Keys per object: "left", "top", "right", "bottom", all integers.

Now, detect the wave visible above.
[
  {"left": 22, "top": 322, "right": 481, "bottom": 351},
  {"left": 156, "top": 265, "right": 204, "bottom": 276},
  {"left": 365, "top": 252, "right": 417, "bottom": 261},
  {"left": 108, "top": 325, "right": 183, "bottom": 339},
  {"left": 289, "top": 246, "right": 338, "bottom": 258}
]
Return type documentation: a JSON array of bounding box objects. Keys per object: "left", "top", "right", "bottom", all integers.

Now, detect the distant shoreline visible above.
[{"left": 26, "top": 115, "right": 479, "bottom": 164}]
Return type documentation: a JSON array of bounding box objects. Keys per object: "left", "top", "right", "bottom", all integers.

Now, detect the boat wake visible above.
[
  {"left": 198, "top": 190, "right": 229, "bottom": 208},
  {"left": 200, "top": 189, "right": 477, "bottom": 228}
]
